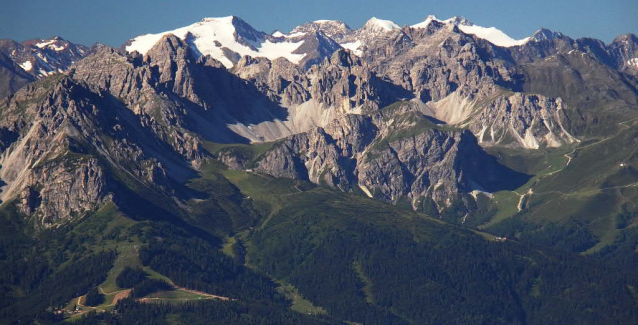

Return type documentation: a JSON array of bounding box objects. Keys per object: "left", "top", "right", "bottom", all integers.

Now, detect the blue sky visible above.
[{"left": 1, "top": 0, "right": 636, "bottom": 46}]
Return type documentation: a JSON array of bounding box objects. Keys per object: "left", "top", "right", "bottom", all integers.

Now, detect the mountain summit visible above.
[
  {"left": 411, "top": 15, "right": 530, "bottom": 46},
  {"left": 124, "top": 15, "right": 539, "bottom": 68}
]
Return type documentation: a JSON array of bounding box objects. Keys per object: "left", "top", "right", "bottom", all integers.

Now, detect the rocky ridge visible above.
[{"left": 0, "top": 15, "right": 637, "bottom": 223}]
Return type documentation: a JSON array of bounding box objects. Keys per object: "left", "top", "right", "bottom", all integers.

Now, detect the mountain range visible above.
[{"left": 0, "top": 14, "right": 637, "bottom": 325}]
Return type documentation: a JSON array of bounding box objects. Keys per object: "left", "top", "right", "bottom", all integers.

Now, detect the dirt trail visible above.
[
  {"left": 176, "top": 287, "right": 231, "bottom": 301},
  {"left": 163, "top": 279, "right": 232, "bottom": 301},
  {"left": 499, "top": 118, "right": 638, "bottom": 219},
  {"left": 527, "top": 119, "right": 637, "bottom": 193},
  {"left": 112, "top": 289, "right": 132, "bottom": 305}
]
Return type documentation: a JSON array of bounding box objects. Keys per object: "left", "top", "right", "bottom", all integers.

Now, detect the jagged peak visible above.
[
  {"left": 292, "top": 20, "right": 352, "bottom": 34},
  {"left": 143, "top": 33, "right": 193, "bottom": 61},
  {"left": 126, "top": 16, "right": 309, "bottom": 69},
  {"left": 411, "top": 15, "right": 529, "bottom": 47},
  {"left": 411, "top": 15, "right": 473, "bottom": 29},
  {"left": 329, "top": 48, "right": 361, "bottom": 67},
  {"left": 312, "top": 19, "right": 349, "bottom": 26},
  {"left": 151, "top": 33, "right": 186, "bottom": 50},
  {"left": 445, "top": 16, "right": 473, "bottom": 27},
  {"left": 611, "top": 33, "right": 638, "bottom": 44},
  {"left": 531, "top": 28, "right": 565, "bottom": 42},
  {"left": 21, "top": 36, "right": 76, "bottom": 52}
]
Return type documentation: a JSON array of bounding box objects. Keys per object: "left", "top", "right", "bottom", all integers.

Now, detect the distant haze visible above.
[{"left": 1, "top": 0, "right": 637, "bottom": 46}]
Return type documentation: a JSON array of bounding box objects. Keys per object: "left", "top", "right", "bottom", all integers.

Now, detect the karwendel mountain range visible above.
[{"left": 0, "top": 13, "right": 637, "bottom": 325}]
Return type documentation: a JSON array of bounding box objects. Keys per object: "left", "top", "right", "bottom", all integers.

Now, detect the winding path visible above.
[{"left": 510, "top": 117, "right": 638, "bottom": 212}]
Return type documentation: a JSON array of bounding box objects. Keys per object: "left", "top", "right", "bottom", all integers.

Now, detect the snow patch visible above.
[
  {"left": 127, "top": 16, "right": 306, "bottom": 68},
  {"left": 411, "top": 15, "right": 439, "bottom": 29},
  {"left": 35, "top": 40, "right": 55, "bottom": 48},
  {"left": 457, "top": 25, "right": 530, "bottom": 47},
  {"left": 19, "top": 61, "right": 33, "bottom": 71},
  {"left": 286, "top": 32, "right": 307, "bottom": 38},
  {"left": 365, "top": 17, "right": 400, "bottom": 31},
  {"left": 340, "top": 40, "right": 362, "bottom": 56},
  {"left": 49, "top": 44, "right": 67, "bottom": 51},
  {"left": 411, "top": 15, "right": 529, "bottom": 47},
  {"left": 627, "top": 58, "right": 638, "bottom": 68},
  {"left": 34, "top": 39, "right": 66, "bottom": 51}
]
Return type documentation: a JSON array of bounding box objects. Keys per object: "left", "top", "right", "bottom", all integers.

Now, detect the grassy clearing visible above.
[
  {"left": 146, "top": 289, "right": 212, "bottom": 300},
  {"left": 480, "top": 191, "right": 521, "bottom": 229},
  {"left": 582, "top": 214, "right": 620, "bottom": 255},
  {"left": 353, "top": 262, "right": 375, "bottom": 305},
  {"left": 530, "top": 276, "right": 542, "bottom": 298},
  {"left": 275, "top": 280, "right": 327, "bottom": 315},
  {"left": 61, "top": 201, "right": 173, "bottom": 316},
  {"left": 221, "top": 168, "right": 304, "bottom": 229},
  {"left": 221, "top": 236, "right": 237, "bottom": 259},
  {"left": 486, "top": 145, "right": 573, "bottom": 176},
  {"left": 100, "top": 245, "right": 141, "bottom": 293},
  {"left": 201, "top": 140, "right": 277, "bottom": 167}
]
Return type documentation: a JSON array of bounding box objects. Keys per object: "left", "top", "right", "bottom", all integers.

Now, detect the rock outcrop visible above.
[
  {"left": 0, "top": 77, "right": 174, "bottom": 226},
  {"left": 251, "top": 102, "right": 528, "bottom": 211}
]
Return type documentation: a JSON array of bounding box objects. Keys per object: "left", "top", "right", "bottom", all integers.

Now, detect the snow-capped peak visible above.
[
  {"left": 338, "top": 17, "right": 400, "bottom": 56},
  {"left": 33, "top": 37, "right": 69, "bottom": 52},
  {"left": 411, "top": 15, "right": 472, "bottom": 29},
  {"left": 411, "top": 15, "right": 440, "bottom": 29},
  {"left": 411, "top": 15, "right": 529, "bottom": 47},
  {"left": 200, "top": 16, "right": 235, "bottom": 24},
  {"left": 363, "top": 17, "right": 400, "bottom": 31},
  {"left": 126, "top": 16, "right": 307, "bottom": 68}
]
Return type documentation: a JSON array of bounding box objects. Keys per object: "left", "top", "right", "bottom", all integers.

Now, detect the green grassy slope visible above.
[
  {"left": 214, "top": 168, "right": 638, "bottom": 325},
  {"left": 482, "top": 125, "right": 638, "bottom": 267},
  {"left": 2, "top": 128, "right": 638, "bottom": 325}
]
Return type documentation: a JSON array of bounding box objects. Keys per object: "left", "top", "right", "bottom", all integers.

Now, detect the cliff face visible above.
[
  {"left": 0, "top": 77, "right": 175, "bottom": 226},
  {"left": 465, "top": 93, "right": 579, "bottom": 148},
  {"left": 17, "top": 158, "right": 107, "bottom": 224},
  {"left": 0, "top": 37, "right": 90, "bottom": 98},
  {"left": 251, "top": 102, "right": 528, "bottom": 211},
  {"left": 1, "top": 20, "right": 635, "bottom": 225}
]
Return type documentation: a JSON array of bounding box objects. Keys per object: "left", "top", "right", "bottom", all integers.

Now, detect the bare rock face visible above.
[
  {"left": 356, "top": 129, "right": 465, "bottom": 206},
  {"left": 291, "top": 31, "right": 344, "bottom": 69},
  {"left": 1, "top": 17, "right": 636, "bottom": 228},
  {"left": 0, "top": 77, "right": 173, "bottom": 226},
  {"left": 232, "top": 56, "right": 302, "bottom": 99},
  {"left": 0, "top": 51, "right": 35, "bottom": 98},
  {"left": 348, "top": 24, "right": 592, "bottom": 149},
  {"left": 71, "top": 38, "right": 212, "bottom": 161},
  {"left": 609, "top": 34, "right": 638, "bottom": 75},
  {"left": 252, "top": 103, "right": 527, "bottom": 211},
  {"left": 290, "top": 20, "right": 352, "bottom": 42},
  {"left": 17, "top": 158, "right": 107, "bottom": 225},
  {"left": 281, "top": 49, "right": 407, "bottom": 112},
  {"left": 466, "top": 93, "right": 579, "bottom": 148},
  {"left": 360, "top": 23, "right": 511, "bottom": 102}
]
